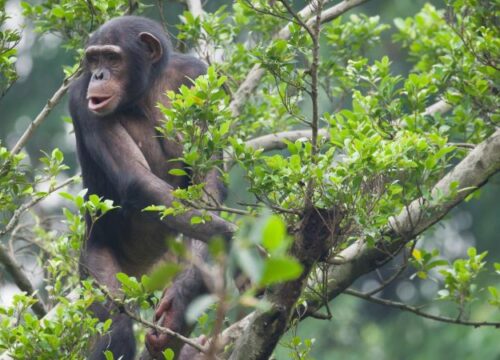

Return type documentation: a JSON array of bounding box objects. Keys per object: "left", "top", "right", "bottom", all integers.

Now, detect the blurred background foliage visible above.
[{"left": 0, "top": 0, "right": 498, "bottom": 359}]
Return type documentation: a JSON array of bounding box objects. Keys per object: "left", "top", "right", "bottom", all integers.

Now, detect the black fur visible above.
[{"left": 69, "top": 16, "right": 219, "bottom": 360}]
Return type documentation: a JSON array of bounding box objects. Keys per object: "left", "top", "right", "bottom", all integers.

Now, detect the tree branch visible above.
[
  {"left": 125, "top": 308, "right": 209, "bottom": 356},
  {"left": 229, "top": 206, "right": 343, "bottom": 360},
  {"left": 229, "top": 0, "right": 370, "bottom": 118},
  {"left": 345, "top": 289, "right": 500, "bottom": 328},
  {"left": 10, "top": 72, "right": 79, "bottom": 156},
  {"left": 0, "top": 176, "right": 77, "bottom": 318},
  {"left": 0, "top": 177, "right": 77, "bottom": 238},
  {"left": 310, "top": 127, "right": 500, "bottom": 310},
  {"left": 184, "top": 0, "right": 218, "bottom": 64},
  {"left": 0, "top": 244, "right": 46, "bottom": 318},
  {"left": 243, "top": 99, "right": 451, "bottom": 154},
  {"left": 187, "top": 125, "right": 500, "bottom": 357},
  {"left": 422, "top": 99, "right": 452, "bottom": 116}
]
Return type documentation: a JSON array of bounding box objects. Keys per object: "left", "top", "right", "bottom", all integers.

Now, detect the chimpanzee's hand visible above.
[{"left": 145, "top": 286, "right": 190, "bottom": 358}]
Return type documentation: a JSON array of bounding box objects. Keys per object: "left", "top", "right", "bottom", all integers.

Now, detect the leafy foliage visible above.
[
  {"left": 0, "top": 0, "right": 499, "bottom": 358},
  {"left": 0, "top": 0, "right": 20, "bottom": 97}
]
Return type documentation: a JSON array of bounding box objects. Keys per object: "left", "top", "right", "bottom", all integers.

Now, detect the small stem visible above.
[
  {"left": 345, "top": 289, "right": 500, "bottom": 328},
  {"left": 0, "top": 177, "right": 77, "bottom": 238},
  {"left": 304, "top": 0, "right": 323, "bottom": 207},
  {"left": 11, "top": 72, "right": 80, "bottom": 156}
]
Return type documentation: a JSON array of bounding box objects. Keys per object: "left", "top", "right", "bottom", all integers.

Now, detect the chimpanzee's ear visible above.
[{"left": 139, "top": 32, "right": 163, "bottom": 63}]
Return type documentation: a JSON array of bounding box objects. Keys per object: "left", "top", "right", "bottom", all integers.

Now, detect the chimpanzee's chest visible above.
[{"left": 119, "top": 116, "right": 188, "bottom": 189}]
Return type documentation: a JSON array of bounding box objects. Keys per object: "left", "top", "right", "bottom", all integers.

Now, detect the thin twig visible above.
[
  {"left": 11, "top": 72, "right": 80, "bottom": 156},
  {"left": 229, "top": 0, "right": 367, "bottom": 118},
  {"left": 88, "top": 276, "right": 211, "bottom": 357},
  {"left": 0, "top": 176, "right": 78, "bottom": 238},
  {"left": 124, "top": 307, "right": 209, "bottom": 354},
  {"left": 182, "top": 192, "right": 250, "bottom": 215},
  {"left": 0, "top": 176, "right": 77, "bottom": 318},
  {"left": 277, "top": 0, "right": 314, "bottom": 38},
  {"left": 306, "top": 310, "right": 332, "bottom": 320},
  {"left": 345, "top": 289, "right": 500, "bottom": 328},
  {"left": 363, "top": 246, "right": 414, "bottom": 296},
  {"left": 449, "top": 142, "right": 476, "bottom": 149}
]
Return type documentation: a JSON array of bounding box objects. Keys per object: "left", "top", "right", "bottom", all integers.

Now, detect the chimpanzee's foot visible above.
[{"left": 177, "top": 335, "right": 207, "bottom": 360}]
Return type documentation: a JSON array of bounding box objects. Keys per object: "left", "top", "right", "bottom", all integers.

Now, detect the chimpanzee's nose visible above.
[
  {"left": 92, "top": 69, "right": 110, "bottom": 81},
  {"left": 94, "top": 71, "right": 104, "bottom": 80}
]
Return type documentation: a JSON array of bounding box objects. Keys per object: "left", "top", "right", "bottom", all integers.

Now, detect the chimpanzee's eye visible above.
[
  {"left": 85, "top": 53, "right": 98, "bottom": 65},
  {"left": 105, "top": 52, "right": 121, "bottom": 64}
]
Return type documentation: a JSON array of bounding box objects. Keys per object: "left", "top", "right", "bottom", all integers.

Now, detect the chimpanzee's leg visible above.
[
  {"left": 89, "top": 305, "right": 135, "bottom": 360},
  {"left": 82, "top": 245, "right": 136, "bottom": 360},
  {"left": 145, "top": 239, "right": 208, "bottom": 359}
]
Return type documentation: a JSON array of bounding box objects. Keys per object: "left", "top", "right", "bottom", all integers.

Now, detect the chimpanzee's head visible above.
[{"left": 84, "top": 16, "right": 171, "bottom": 116}]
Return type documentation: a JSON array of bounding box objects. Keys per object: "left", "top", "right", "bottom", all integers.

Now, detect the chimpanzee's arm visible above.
[{"left": 79, "top": 118, "right": 235, "bottom": 243}]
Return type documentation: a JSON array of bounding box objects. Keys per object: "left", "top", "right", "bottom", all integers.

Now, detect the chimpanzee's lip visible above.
[{"left": 88, "top": 95, "right": 113, "bottom": 112}]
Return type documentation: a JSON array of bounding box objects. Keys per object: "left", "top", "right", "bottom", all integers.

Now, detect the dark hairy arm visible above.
[{"left": 77, "top": 116, "right": 235, "bottom": 243}]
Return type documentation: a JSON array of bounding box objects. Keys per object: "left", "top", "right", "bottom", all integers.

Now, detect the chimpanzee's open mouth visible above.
[{"left": 88, "top": 96, "right": 113, "bottom": 112}]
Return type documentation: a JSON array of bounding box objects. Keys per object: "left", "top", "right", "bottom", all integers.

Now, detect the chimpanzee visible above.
[{"left": 69, "top": 16, "right": 232, "bottom": 360}]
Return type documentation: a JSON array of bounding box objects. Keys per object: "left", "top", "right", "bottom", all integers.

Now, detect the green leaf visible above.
[
  {"left": 162, "top": 348, "right": 175, "bottom": 360},
  {"left": 191, "top": 216, "right": 204, "bottom": 224},
  {"left": 169, "top": 168, "right": 188, "bottom": 176},
  {"left": 89, "top": 194, "right": 100, "bottom": 206},
  {"left": 52, "top": 7, "right": 65, "bottom": 18},
  {"left": 103, "top": 319, "right": 112, "bottom": 332},
  {"left": 426, "top": 260, "right": 448, "bottom": 269},
  {"left": 259, "top": 256, "right": 303, "bottom": 286},
  {"left": 59, "top": 192, "right": 74, "bottom": 201},
  {"left": 262, "top": 215, "right": 286, "bottom": 252},
  {"left": 141, "top": 264, "right": 182, "bottom": 292},
  {"left": 116, "top": 273, "right": 141, "bottom": 295},
  {"left": 416, "top": 271, "right": 427, "bottom": 279},
  {"left": 494, "top": 263, "right": 500, "bottom": 274},
  {"left": 103, "top": 350, "right": 114, "bottom": 360},
  {"left": 208, "top": 237, "right": 226, "bottom": 257}
]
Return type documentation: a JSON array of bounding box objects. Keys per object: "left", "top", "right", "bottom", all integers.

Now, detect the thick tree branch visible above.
[
  {"left": 246, "top": 128, "right": 330, "bottom": 151},
  {"left": 313, "top": 0, "right": 369, "bottom": 26},
  {"left": 185, "top": 0, "right": 203, "bottom": 17},
  {"left": 311, "top": 127, "right": 500, "bottom": 310},
  {"left": 422, "top": 99, "right": 452, "bottom": 116},
  {"left": 345, "top": 289, "right": 500, "bottom": 328},
  {"left": 0, "top": 245, "right": 46, "bottom": 318},
  {"left": 229, "top": 207, "right": 342, "bottom": 360},
  {"left": 243, "top": 99, "right": 452, "bottom": 153}
]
